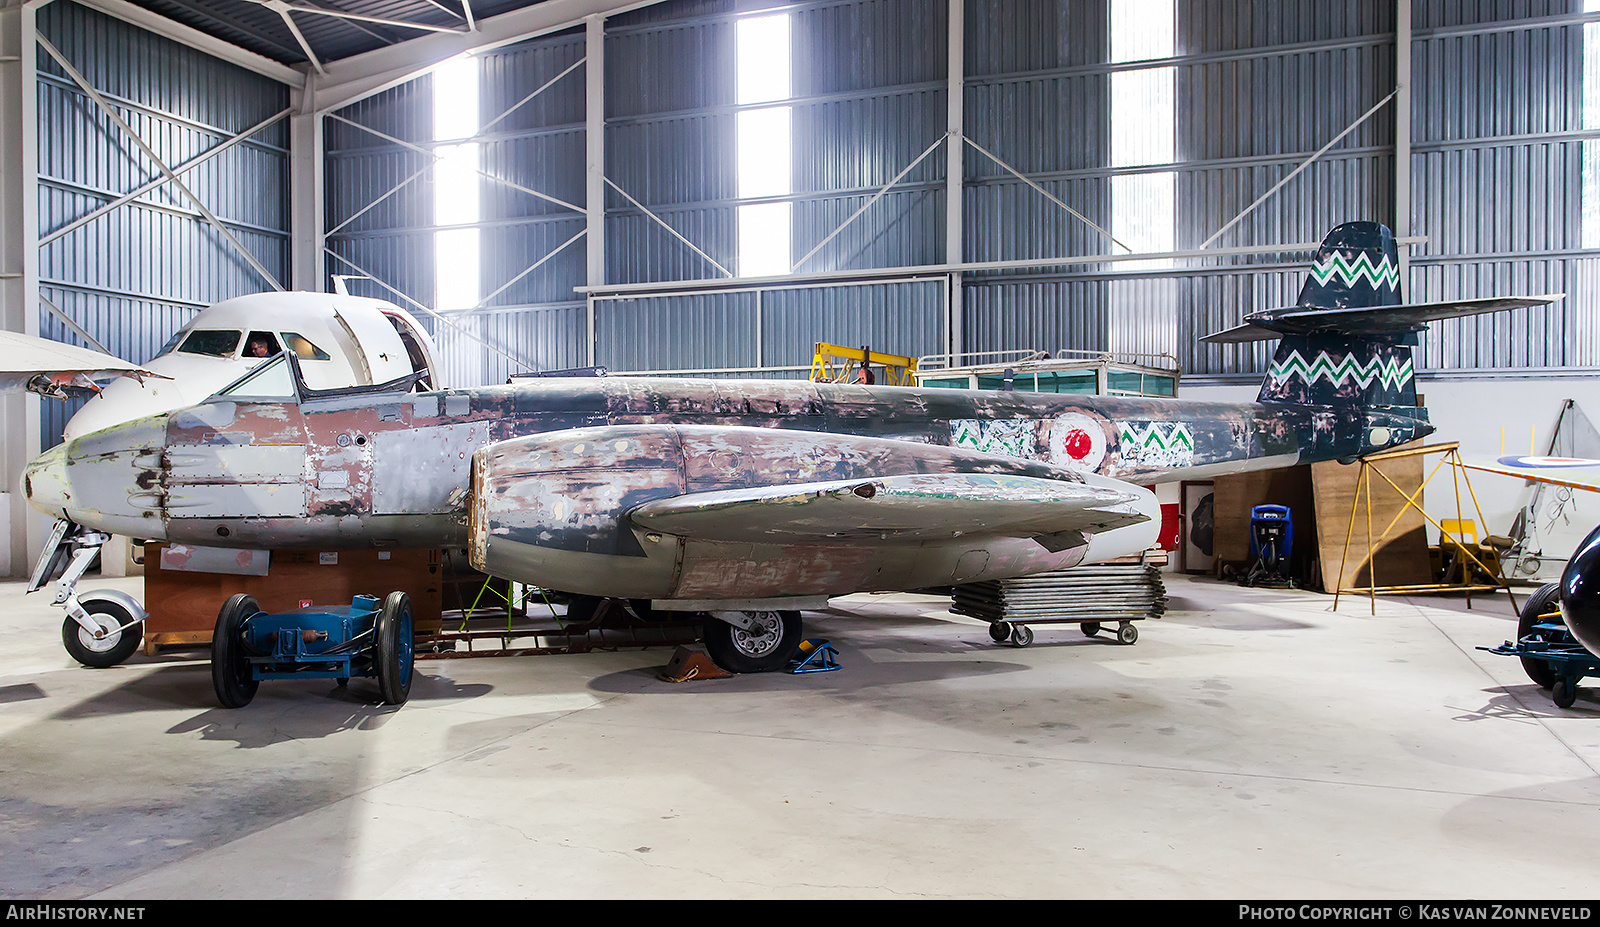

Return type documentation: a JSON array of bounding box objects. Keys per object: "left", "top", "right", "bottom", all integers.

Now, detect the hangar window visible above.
[
  {"left": 1584, "top": 5, "right": 1600, "bottom": 248},
  {"left": 1109, "top": 0, "right": 1176, "bottom": 268},
  {"left": 281, "top": 333, "right": 331, "bottom": 361},
  {"left": 433, "top": 54, "right": 481, "bottom": 312},
  {"left": 177, "top": 330, "right": 241, "bottom": 357},
  {"left": 735, "top": 13, "right": 793, "bottom": 276}
]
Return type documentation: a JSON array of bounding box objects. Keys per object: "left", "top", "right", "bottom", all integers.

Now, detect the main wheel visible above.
[
  {"left": 374, "top": 591, "right": 415, "bottom": 706},
  {"left": 703, "top": 610, "right": 802, "bottom": 674},
  {"left": 1517, "top": 582, "right": 1563, "bottom": 690},
  {"left": 211, "top": 593, "right": 261, "bottom": 709},
  {"left": 61, "top": 600, "right": 142, "bottom": 668}
]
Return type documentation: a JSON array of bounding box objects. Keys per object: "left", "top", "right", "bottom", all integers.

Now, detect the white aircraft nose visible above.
[{"left": 21, "top": 443, "right": 70, "bottom": 519}]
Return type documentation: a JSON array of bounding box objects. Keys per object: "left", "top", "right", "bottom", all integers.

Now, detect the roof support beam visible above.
[
  {"left": 312, "top": 0, "right": 667, "bottom": 115},
  {"left": 61, "top": 0, "right": 306, "bottom": 87}
]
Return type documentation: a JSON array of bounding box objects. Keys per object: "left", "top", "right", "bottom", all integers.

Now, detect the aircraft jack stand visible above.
[{"left": 790, "top": 639, "right": 840, "bottom": 674}]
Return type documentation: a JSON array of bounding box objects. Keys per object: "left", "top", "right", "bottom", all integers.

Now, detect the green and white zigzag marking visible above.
[
  {"left": 1269, "top": 349, "right": 1413, "bottom": 391},
  {"left": 1309, "top": 251, "right": 1399, "bottom": 291},
  {"left": 1116, "top": 422, "right": 1194, "bottom": 453}
]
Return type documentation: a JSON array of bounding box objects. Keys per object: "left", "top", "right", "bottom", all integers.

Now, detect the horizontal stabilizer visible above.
[
  {"left": 1201, "top": 295, "right": 1561, "bottom": 344},
  {"left": 627, "top": 472, "right": 1149, "bottom": 544}
]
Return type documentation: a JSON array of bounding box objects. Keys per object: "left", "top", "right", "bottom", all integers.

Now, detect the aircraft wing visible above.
[
  {"left": 627, "top": 472, "right": 1150, "bottom": 545},
  {"left": 1458, "top": 455, "right": 1600, "bottom": 494},
  {"left": 0, "top": 331, "right": 161, "bottom": 398}
]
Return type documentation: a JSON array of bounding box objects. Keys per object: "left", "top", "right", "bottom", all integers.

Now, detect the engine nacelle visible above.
[{"left": 468, "top": 424, "right": 1148, "bottom": 600}]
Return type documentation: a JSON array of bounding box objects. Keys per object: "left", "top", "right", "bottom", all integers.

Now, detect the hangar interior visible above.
[{"left": 4, "top": 0, "right": 1600, "bottom": 900}]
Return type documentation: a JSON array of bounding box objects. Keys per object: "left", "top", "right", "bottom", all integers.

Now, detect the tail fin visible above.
[{"left": 1201, "top": 220, "right": 1558, "bottom": 412}]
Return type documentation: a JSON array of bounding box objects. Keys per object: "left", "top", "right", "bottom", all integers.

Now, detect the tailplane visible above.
[{"left": 1202, "top": 221, "right": 1558, "bottom": 412}]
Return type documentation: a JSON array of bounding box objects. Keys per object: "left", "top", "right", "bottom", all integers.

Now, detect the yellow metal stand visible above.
[
  {"left": 810, "top": 342, "right": 917, "bottom": 386},
  {"left": 1332, "top": 442, "right": 1519, "bottom": 616}
]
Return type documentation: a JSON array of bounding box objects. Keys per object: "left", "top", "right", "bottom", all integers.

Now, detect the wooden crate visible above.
[{"left": 142, "top": 545, "right": 444, "bottom": 653}]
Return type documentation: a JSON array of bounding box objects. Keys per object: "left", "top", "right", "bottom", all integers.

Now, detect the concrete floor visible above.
[{"left": 2, "top": 572, "right": 1598, "bottom": 900}]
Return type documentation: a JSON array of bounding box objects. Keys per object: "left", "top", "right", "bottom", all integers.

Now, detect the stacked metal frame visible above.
[{"left": 34, "top": 0, "right": 291, "bottom": 446}]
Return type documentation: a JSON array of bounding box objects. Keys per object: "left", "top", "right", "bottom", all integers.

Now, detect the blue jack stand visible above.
[{"left": 790, "top": 639, "right": 840, "bottom": 674}]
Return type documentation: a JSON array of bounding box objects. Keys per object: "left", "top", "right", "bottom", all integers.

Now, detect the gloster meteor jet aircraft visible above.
[{"left": 19, "top": 222, "right": 1556, "bottom": 673}]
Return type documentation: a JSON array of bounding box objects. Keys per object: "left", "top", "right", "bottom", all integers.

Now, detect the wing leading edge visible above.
[{"left": 627, "top": 472, "right": 1150, "bottom": 546}]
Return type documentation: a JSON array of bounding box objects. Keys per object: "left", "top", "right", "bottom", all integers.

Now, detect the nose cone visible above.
[
  {"left": 19, "top": 415, "right": 170, "bottom": 538},
  {"left": 1560, "top": 523, "right": 1600, "bottom": 657},
  {"left": 21, "top": 443, "right": 70, "bottom": 519}
]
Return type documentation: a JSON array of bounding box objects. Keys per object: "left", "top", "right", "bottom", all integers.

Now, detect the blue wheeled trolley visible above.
[
  {"left": 211, "top": 591, "right": 415, "bottom": 709},
  {"left": 1479, "top": 582, "right": 1600, "bottom": 709}
]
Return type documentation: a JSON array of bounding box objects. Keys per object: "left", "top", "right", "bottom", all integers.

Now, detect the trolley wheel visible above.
[
  {"left": 1010, "top": 624, "right": 1034, "bottom": 648},
  {"left": 1117, "top": 622, "right": 1139, "bottom": 645},
  {"left": 374, "top": 591, "right": 415, "bottom": 706},
  {"left": 703, "top": 610, "right": 802, "bottom": 674},
  {"left": 988, "top": 622, "right": 1011, "bottom": 643},
  {"left": 1517, "top": 582, "right": 1563, "bottom": 690},
  {"left": 336, "top": 677, "right": 349, "bottom": 688},
  {"left": 1553, "top": 677, "right": 1577, "bottom": 709},
  {"left": 61, "top": 600, "right": 143, "bottom": 668},
  {"left": 1081, "top": 621, "right": 1101, "bottom": 638},
  {"left": 211, "top": 593, "right": 261, "bottom": 709}
]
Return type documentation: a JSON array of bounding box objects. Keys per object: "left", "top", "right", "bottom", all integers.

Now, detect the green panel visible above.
[
  {"left": 1107, "top": 370, "right": 1144, "bottom": 393},
  {"left": 1039, "top": 371, "right": 1098, "bottom": 394},
  {"left": 921, "top": 377, "right": 970, "bottom": 389}
]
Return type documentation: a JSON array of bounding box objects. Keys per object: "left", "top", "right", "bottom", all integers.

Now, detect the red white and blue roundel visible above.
[
  {"left": 1497, "top": 455, "right": 1600, "bottom": 469},
  {"left": 1049, "top": 412, "right": 1107, "bottom": 472}
]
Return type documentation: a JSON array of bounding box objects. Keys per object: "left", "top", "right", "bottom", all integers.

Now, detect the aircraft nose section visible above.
[
  {"left": 20, "top": 415, "right": 169, "bottom": 537},
  {"left": 21, "top": 443, "right": 70, "bottom": 519},
  {"left": 1560, "top": 523, "right": 1600, "bottom": 657}
]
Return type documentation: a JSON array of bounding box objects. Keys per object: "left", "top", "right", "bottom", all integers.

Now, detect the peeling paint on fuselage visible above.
[{"left": 98, "top": 375, "right": 1429, "bottom": 553}]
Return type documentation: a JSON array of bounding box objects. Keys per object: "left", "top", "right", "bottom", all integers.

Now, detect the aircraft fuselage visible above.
[{"left": 22, "top": 376, "right": 1430, "bottom": 600}]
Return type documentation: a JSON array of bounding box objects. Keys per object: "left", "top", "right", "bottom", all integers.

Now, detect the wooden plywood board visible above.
[
  {"left": 1212, "top": 466, "right": 1319, "bottom": 586},
  {"left": 143, "top": 546, "right": 444, "bottom": 643},
  {"left": 1311, "top": 444, "right": 1432, "bottom": 592}
]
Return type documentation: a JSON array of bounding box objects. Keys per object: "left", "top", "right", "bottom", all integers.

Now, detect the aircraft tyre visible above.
[
  {"left": 375, "top": 591, "right": 414, "bottom": 706},
  {"left": 1517, "top": 583, "right": 1563, "bottom": 690},
  {"left": 212, "top": 594, "right": 261, "bottom": 709},
  {"left": 703, "top": 610, "right": 801, "bottom": 674},
  {"left": 61, "top": 600, "right": 142, "bottom": 668}
]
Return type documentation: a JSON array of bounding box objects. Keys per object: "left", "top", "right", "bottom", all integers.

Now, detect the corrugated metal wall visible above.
[
  {"left": 35, "top": 0, "right": 290, "bottom": 445},
  {"left": 325, "top": 0, "right": 1598, "bottom": 386}
]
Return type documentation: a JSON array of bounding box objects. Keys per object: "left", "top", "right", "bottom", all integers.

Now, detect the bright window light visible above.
[
  {"left": 433, "top": 54, "right": 480, "bottom": 312},
  {"left": 737, "top": 107, "right": 793, "bottom": 198},
  {"left": 735, "top": 12, "right": 793, "bottom": 277},
  {"left": 739, "top": 202, "right": 792, "bottom": 276},
  {"left": 1110, "top": 0, "right": 1175, "bottom": 63},
  {"left": 1110, "top": 0, "right": 1176, "bottom": 267},
  {"left": 737, "top": 15, "right": 791, "bottom": 104},
  {"left": 1111, "top": 68, "right": 1175, "bottom": 168},
  {"left": 1584, "top": 20, "right": 1600, "bottom": 249}
]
